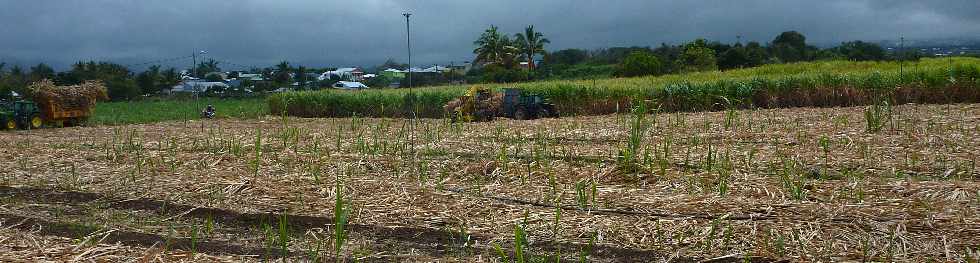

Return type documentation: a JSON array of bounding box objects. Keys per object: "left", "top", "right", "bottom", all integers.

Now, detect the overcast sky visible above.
[{"left": 1, "top": 0, "right": 978, "bottom": 71}]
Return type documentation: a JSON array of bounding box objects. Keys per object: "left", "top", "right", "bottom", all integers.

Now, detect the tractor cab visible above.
[
  {"left": 501, "top": 88, "right": 558, "bottom": 120},
  {"left": 0, "top": 100, "right": 42, "bottom": 130}
]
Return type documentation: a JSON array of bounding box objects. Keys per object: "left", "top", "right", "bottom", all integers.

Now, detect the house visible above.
[
  {"left": 319, "top": 67, "right": 365, "bottom": 81},
  {"left": 423, "top": 65, "right": 451, "bottom": 72},
  {"left": 380, "top": 68, "right": 406, "bottom": 78},
  {"left": 238, "top": 73, "right": 264, "bottom": 81},
  {"left": 171, "top": 80, "right": 230, "bottom": 94},
  {"left": 332, "top": 81, "right": 369, "bottom": 90},
  {"left": 225, "top": 79, "right": 242, "bottom": 88}
]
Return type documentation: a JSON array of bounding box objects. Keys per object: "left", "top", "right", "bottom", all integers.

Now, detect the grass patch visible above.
[{"left": 91, "top": 98, "right": 268, "bottom": 125}]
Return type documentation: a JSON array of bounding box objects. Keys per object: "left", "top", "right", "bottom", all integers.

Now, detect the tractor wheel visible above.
[
  {"left": 538, "top": 108, "right": 552, "bottom": 119},
  {"left": 30, "top": 115, "right": 43, "bottom": 129},
  {"left": 514, "top": 108, "right": 529, "bottom": 120},
  {"left": 449, "top": 111, "right": 459, "bottom": 123},
  {"left": 4, "top": 119, "right": 15, "bottom": 130}
]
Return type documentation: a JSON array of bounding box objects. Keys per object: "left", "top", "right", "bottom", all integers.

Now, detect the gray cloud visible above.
[{"left": 1, "top": 0, "right": 977, "bottom": 71}]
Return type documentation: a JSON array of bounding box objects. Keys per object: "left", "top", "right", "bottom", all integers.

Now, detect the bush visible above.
[
  {"left": 106, "top": 78, "right": 140, "bottom": 101},
  {"left": 618, "top": 51, "right": 663, "bottom": 77},
  {"left": 476, "top": 65, "right": 530, "bottom": 83}
]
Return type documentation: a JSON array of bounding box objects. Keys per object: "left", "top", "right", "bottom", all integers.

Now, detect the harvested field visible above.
[{"left": 2, "top": 103, "right": 979, "bottom": 262}]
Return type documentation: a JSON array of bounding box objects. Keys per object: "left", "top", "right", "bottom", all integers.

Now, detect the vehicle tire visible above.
[
  {"left": 30, "top": 115, "right": 43, "bottom": 129},
  {"left": 514, "top": 108, "right": 528, "bottom": 120},
  {"left": 4, "top": 119, "right": 15, "bottom": 130},
  {"left": 72, "top": 118, "right": 88, "bottom": 127},
  {"left": 538, "top": 108, "right": 551, "bottom": 119}
]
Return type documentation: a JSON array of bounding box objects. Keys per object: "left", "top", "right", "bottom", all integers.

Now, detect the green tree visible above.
[
  {"left": 652, "top": 43, "right": 684, "bottom": 73},
  {"left": 294, "top": 66, "right": 308, "bottom": 89},
  {"left": 835, "top": 41, "right": 887, "bottom": 61},
  {"left": 135, "top": 65, "right": 162, "bottom": 95},
  {"left": 477, "top": 64, "right": 528, "bottom": 83},
  {"left": 29, "top": 63, "right": 56, "bottom": 82},
  {"left": 773, "top": 31, "right": 807, "bottom": 50},
  {"left": 513, "top": 25, "right": 550, "bottom": 70},
  {"left": 590, "top": 47, "right": 652, "bottom": 64},
  {"left": 106, "top": 77, "right": 140, "bottom": 101},
  {"left": 63, "top": 61, "right": 138, "bottom": 101},
  {"left": 66, "top": 61, "right": 131, "bottom": 84},
  {"left": 718, "top": 44, "right": 749, "bottom": 70},
  {"left": 618, "top": 51, "right": 663, "bottom": 77},
  {"left": 273, "top": 61, "right": 292, "bottom": 86},
  {"left": 473, "top": 25, "right": 519, "bottom": 67},
  {"left": 159, "top": 68, "right": 179, "bottom": 92},
  {"left": 744, "top": 42, "right": 769, "bottom": 67},
  {"left": 4, "top": 65, "right": 28, "bottom": 98},
  {"left": 546, "top": 49, "right": 589, "bottom": 65},
  {"left": 379, "top": 58, "right": 408, "bottom": 70},
  {"left": 192, "top": 59, "right": 221, "bottom": 78},
  {"left": 204, "top": 73, "right": 223, "bottom": 82},
  {"left": 770, "top": 31, "right": 814, "bottom": 63},
  {"left": 363, "top": 74, "right": 395, "bottom": 88},
  {"left": 677, "top": 39, "right": 718, "bottom": 72}
]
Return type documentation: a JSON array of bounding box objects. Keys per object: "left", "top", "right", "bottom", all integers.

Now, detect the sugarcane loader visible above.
[
  {"left": 444, "top": 87, "right": 558, "bottom": 122},
  {"left": 446, "top": 86, "right": 497, "bottom": 122}
]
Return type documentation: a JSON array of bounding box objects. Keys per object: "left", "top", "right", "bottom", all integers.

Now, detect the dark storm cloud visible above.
[{"left": 1, "top": 0, "right": 977, "bottom": 70}]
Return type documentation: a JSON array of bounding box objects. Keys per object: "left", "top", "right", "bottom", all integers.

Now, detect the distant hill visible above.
[{"left": 877, "top": 37, "right": 980, "bottom": 48}]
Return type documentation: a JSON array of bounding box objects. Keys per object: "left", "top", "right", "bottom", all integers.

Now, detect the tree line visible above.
[
  {"left": 0, "top": 29, "right": 932, "bottom": 101},
  {"left": 469, "top": 29, "right": 923, "bottom": 82},
  {"left": 0, "top": 61, "right": 179, "bottom": 101}
]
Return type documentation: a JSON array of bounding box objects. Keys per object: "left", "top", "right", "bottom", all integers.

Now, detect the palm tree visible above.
[
  {"left": 273, "top": 61, "right": 292, "bottom": 85},
  {"left": 473, "top": 25, "right": 519, "bottom": 67},
  {"left": 514, "top": 25, "right": 550, "bottom": 70}
]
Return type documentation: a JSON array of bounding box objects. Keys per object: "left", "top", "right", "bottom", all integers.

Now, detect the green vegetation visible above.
[
  {"left": 619, "top": 51, "right": 663, "bottom": 77},
  {"left": 90, "top": 98, "right": 267, "bottom": 125},
  {"left": 271, "top": 57, "right": 980, "bottom": 118}
]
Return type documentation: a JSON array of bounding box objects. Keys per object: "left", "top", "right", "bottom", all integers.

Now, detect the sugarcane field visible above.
[{"left": 6, "top": 1, "right": 980, "bottom": 262}]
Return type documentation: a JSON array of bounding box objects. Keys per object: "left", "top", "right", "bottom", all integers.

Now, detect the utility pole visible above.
[
  {"left": 402, "top": 12, "right": 415, "bottom": 155},
  {"left": 900, "top": 36, "right": 904, "bottom": 77},
  {"left": 403, "top": 13, "right": 413, "bottom": 93},
  {"left": 192, "top": 50, "right": 207, "bottom": 77}
]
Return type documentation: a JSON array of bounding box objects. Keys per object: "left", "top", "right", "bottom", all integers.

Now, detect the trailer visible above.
[
  {"left": 2, "top": 80, "right": 106, "bottom": 130},
  {"left": 34, "top": 96, "right": 94, "bottom": 127}
]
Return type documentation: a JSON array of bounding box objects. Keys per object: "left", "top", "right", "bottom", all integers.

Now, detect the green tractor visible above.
[
  {"left": 0, "top": 100, "right": 43, "bottom": 130},
  {"left": 500, "top": 88, "right": 558, "bottom": 120}
]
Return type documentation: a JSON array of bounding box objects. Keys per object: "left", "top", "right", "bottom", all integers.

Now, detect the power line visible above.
[{"left": 123, "top": 55, "right": 194, "bottom": 68}]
